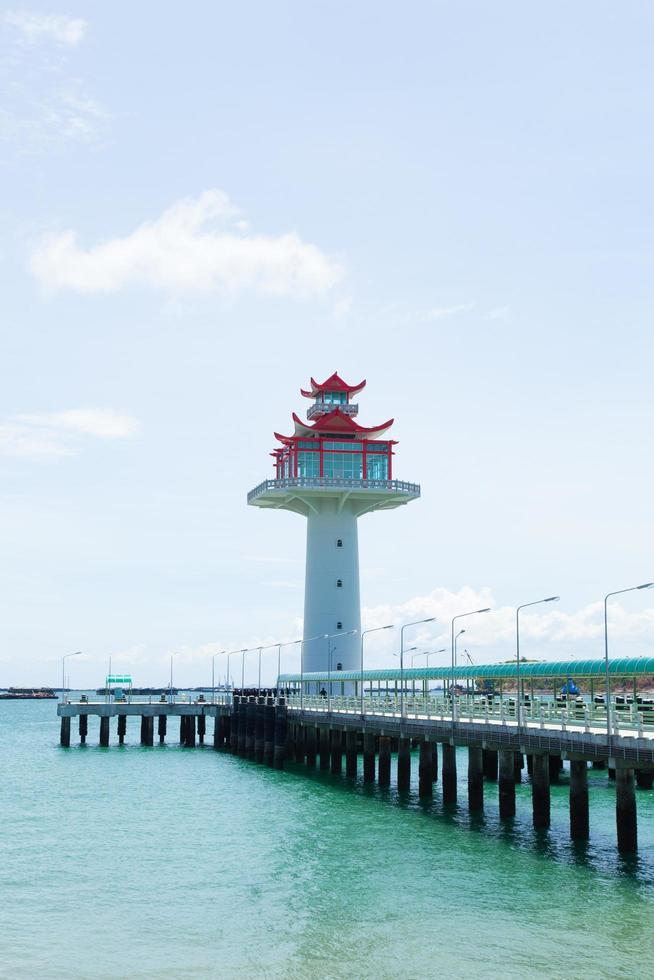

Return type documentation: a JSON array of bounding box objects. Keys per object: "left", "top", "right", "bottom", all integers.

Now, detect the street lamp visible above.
[
  {"left": 276, "top": 639, "right": 302, "bottom": 696},
  {"left": 300, "top": 633, "right": 326, "bottom": 709},
  {"left": 411, "top": 648, "right": 446, "bottom": 667},
  {"left": 62, "top": 651, "right": 81, "bottom": 704},
  {"left": 326, "top": 629, "right": 358, "bottom": 712},
  {"left": 604, "top": 583, "right": 653, "bottom": 751},
  {"left": 169, "top": 653, "right": 175, "bottom": 703},
  {"left": 360, "top": 624, "right": 394, "bottom": 713},
  {"left": 224, "top": 648, "right": 244, "bottom": 694},
  {"left": 400, "top": 618, "right": 436, "bottom": 717},
  {"left": 211, "top": 650, "right": 226, "bottom": 703},
  {"left": 451, "top": 608, "right": 490, "bottom": 723},
  {"left": 516, "top": 596, "right": 559, "bottom": 729},
  {"left": 241, "top": 647, "right": 258, "bottom": 692}
]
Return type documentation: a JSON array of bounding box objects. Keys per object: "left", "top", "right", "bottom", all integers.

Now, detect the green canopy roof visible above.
[{"left": 279, "top": 656, "right": 654, "bottom": 684}]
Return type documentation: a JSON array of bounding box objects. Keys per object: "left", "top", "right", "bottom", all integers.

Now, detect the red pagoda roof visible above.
[
  {"left": 274, "top": 409, "right": 394, "bottom": 443},
  {"left": 300, "top": 372, "right": 366, "bottom": 399}
]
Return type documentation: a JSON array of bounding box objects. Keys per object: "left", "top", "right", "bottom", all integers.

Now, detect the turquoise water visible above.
[{"left": 2, "top": 701, "right": 654, "bottom": 979}]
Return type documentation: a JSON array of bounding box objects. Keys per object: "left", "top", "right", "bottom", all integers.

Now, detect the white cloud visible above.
[
  {"left": 5, "top": 10, "right": 87, "bottom": 45},
  {"left": 0, "top": 408, "right": 140, "bottom": 460},
  {"left": 426, "top": 303, "right": 474, "bottom": 321},
  {"left": 30, "top": 190, "right": 343, "bottom": 298}
]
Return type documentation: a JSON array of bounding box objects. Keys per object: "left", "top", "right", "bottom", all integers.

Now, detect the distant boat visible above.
[{"left": 0, "top": 687, "right": 57, "bottom": 700}]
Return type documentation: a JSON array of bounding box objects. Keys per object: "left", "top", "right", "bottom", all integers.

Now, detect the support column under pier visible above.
[
  {"left": 378, "top": 736, "right": 391, "bottom": 787},
  {"left": 499, "top": 749, "right": 516, "bottom": 819},
  {"left": 157, "top": 715, "right": 166, "bottom": 744},
  {"left": 549, "top": 754, "right": 561, "bottom": 783},
  {"left": 346, "top": 730, "right": 358, "bottom": 777},
  {"left": 419, "top": 740, "right": 432, "bottom": 799},
  {"left": 99, "top": 716, "right": 110, "bottom": 747},
  {"left": 273, "top": 702, "right": 287, "bottom": 770},
  {"left": 294, "top": 724, "right": 306, "bottom": 765},
  {"left": 254, "top": 698, "right": 265, "bottom": 763},
  {"left": 330, "top": 730, "right": 343, "bottom": 775},
  {"left": 514, "top": 752, "right": 523, "bottom": 783},
  {"left": 245, "top": 701, "right": 256, "bottom": 760},
  {"left": 442, "top": 744, "right": 457, "bottom": 805},
  {"left": 140, "top": 716, "right": 153, "bottom": 747},
  {"left": 197, "top": 714, "right": 206, "bottom": 745},
  {"left": 118, "top": 714, "right": 126, "bottom": 745},
  {"left": 180, "top": 715, "right": 187, "bottom": 745},
  {"left": 431, "top": 743, "right": 438, "bottom": 782},
  {"left": 238, "top": 700, "right": 247, "bottom": 756},
  {"left": 305, "top": 725, "right": 317, "bottom": 768},
  {"left": 616, "top": 768, "right": 637, "bottom": 853},
  {"left": 397, "top": 738, "right": 411, "bottom": 791},
  {"left": 468, "top": 746, "right": 484, "bottom": 812},
  {"left": 532, "top": 754, "right": 550, "bottom": 829},
  {"left": 319, "top": 728, "right": 330, "bottom": 770},
  {"left": 79, "top": 714, "right": 87, "bottom": 744},
  {"left": 483, "top": 749, "right": 498, "bottom": 781},
  {"left": 213, "top": 714, "right": 222, "bottom": 750},
  {"left": 636, "top": 770, "right": 653, "bottom": 790},
  {"left": 263, "top": 700, "right": 275, "bottom": 766},
  {"left": 184, "top": 715, "right": 196, "bottom": 748},
  {"left": 569, "top": 760, "right": 589, "bottom": 840},
  {"left": 60, "top": 716, "right": 71, "bottom": 747},
  {"left": 363, "top": 733, "right": 376, "bottom": 783}
]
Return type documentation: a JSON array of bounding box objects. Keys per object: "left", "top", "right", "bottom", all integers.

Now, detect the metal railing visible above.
[
  {"left": 284, "top": 694, "right": 654, "bottom": 738},
  {"left": 247, "top": 477, "right": 420, "bottom": 503}
]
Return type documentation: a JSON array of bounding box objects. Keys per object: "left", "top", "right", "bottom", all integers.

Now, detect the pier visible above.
[{"left": 57, "top": 656, "right": 654, "bottom": 855}]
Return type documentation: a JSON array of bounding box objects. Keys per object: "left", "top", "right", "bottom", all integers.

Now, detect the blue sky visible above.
[{"left": 2, "top": 1, "right": 653, "bottom": 687}]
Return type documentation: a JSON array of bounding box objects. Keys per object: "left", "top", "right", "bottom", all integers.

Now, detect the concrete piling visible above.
[
  {"left": 363, "top": 732, "right": 376, "bottom": 783},
  {"left": 305, "top": 725, "right": 317, "bottom": 768},
  {"left": 442, "top": 743, "right": 457, "bottom": 805},
  {"left": 238, "top": 700, "right": 247, "bottom": 756},
  {"left": 60, "top": 716, "right": 71, "bottom": 747},
  {"left": 468, "top": 746, "right": 484, "bottom": 811},
  {"left": 397, "top": 737, "right": 411, "bottom": 792},
  {"left": 514, "top": 752, "right": 523, "bottom": 783},
  {"left": 79, "top": 714, "right": 88, "bottom": 744},
  {"left": 157, "top": 714, "right": 166, "bottom": 744},
  {"left": 498, "top": 749, "right": 516, "bottom": 819},
  {"left": 213, "top": 715, "right": 222, "bottom": 750},
  {"left": 294, "top": 724, "right": 306, "bottom": 765},
  {"left": 143, "top": 715, "right": 154, "bottom": 747},
  {"left": 532, "top": 753, "right": 550, "bottom": 828},
  {"left": 483, "top": 749, "right": 498, "bottom": 781},
  {"left": 418, "top": 740, "right": 432, "bottom": 798},
  {"left": 346, "top": 730, "right": 358, "bottom": 777},
  {"left": 378, "top": 735, "right": 391, "bottom": 787},
  {"left": 184, "top": 715, "right": 195, "bottom": 748},
  {"left": 548, "top": 753, "right": 561, "bottom": 783},
  {"left": 330, "top": 730, "right": 343, "bottom": 775},
  {"left": 636, "top": 769, "right": 654, "bottom": 790},
  {"left": 319, "top": 727, "right": 331, "bottom": 770},
  {"left": 180, "top": 715, "right": 187, "bottom": 745},
  {"left": 569, "top": 760, "right": 589, "bottom": 840},
  {"left": 118, "top": 714, "right": 127, "bottom": 745},
  {"left": 254, "top": 698, "right": 265, "bottom": 763},
  {"left": 616, "top": 768, "right": 637, "bottom": 853},
  {"left": 526, "top": 754, "right": 533, "bottom": 776},
  {"left": 263, "top": 700, "right": 275, "bottom": 766},
  {"left": 197, "top": 714, "right": 206, "bottom": 745},
  {"left": 431, "top": 743, "right": 439, "bottom": 782},
  {"left": 273, "top": 701, "right": 287, "bottom": 770},
  {"left": 245, "top": 701, "right": 256, "bottom": 760},
  {"left": 99, "top": 716, "right": 110, "bottom": 747}
]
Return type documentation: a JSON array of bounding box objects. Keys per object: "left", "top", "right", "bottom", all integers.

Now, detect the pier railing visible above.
[{"left": 247, "top": 477, "right": 420, "bottom": 503}]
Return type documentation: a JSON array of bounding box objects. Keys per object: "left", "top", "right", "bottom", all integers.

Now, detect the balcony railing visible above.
[
  {"left": 307, "top": 402, "right": 358, "bottom": 419},
  {"left": 247, "top": 477, "right": 420, "bottom": 503}
]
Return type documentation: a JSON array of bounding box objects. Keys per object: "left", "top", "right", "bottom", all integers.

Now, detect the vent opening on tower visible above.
[
  {"left": 336, "top": 538, "right": 343, "bottom": 547},
  {"left": 336, "top": 579, "right": 343, "bottom": 588},
  {"left": 337, "top": 622, "right": 342, "bottom": 629}
]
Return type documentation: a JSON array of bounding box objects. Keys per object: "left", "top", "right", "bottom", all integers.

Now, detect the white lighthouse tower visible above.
[{"left": 247, "top": 373, "right": 420, "bottom": 673}]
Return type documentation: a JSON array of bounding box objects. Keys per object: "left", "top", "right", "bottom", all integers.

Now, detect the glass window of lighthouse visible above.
[{"left": 297, "top": 451, "right": 320, "bottom": 477}]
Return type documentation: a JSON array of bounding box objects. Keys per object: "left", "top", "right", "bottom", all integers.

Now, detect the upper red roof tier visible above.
[
  {"left": 274, "top": 409, "right": 394, "bottom": 443},
  {"left": 300, "top": 372, "right": 366, "bottom": 399}
]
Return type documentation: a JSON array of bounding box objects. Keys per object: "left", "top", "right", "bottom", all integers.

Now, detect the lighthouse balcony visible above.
[
  {"left": 307, "top": 402, "right": 358, "bottom": 420},
  {"left": 247, "top": 476, "right": 420, "bottom": 506}
]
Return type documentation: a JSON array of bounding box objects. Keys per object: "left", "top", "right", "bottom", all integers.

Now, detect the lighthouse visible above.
[{"left": 247, "top": 373, "right": 420, "bottom": 674}]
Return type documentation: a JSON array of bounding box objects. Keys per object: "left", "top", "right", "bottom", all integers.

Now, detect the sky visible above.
[{"left": 1, "top": 1, "right": 653, "bottom": 688}]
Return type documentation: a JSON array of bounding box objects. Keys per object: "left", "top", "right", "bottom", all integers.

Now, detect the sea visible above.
[{"left": 2, "top": 697, "right": 654, "bottom": 980}]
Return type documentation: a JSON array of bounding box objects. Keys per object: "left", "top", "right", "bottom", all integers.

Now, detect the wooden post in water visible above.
[
  {"left": 99, "top": 716, "right": 110, "bottom": 747},
  {"left": 346, "top": 730, "right": 358, "bottom": 777},
  {"left": 498, "top": 749, "right": 516, "bottom": 818},
  {"left": 263, "top": 699, "right": 275, "bottom": 766},
  {"left": 468, "top": 746, "right": 484, "bottom": 811},
  {"left": 418, "top": 740, "right": 432, "bottom": 798},
  {"left": 397, "top": 737, "right": 411, "bottom": 791},
  {"left": 442, "top": 743, "right": 457, "bottom": 805},
  {"left": 319, "top": 727, "right": 331, "bottom": 770},
  {"left": 78, "top": 714, "right": 88, "bottom": 744},
  {"left": 569, "top": 759, "right": 589, "bottom": 840},
  {"left": 118, "top": 714, "right": 127, "bottom": 745},
  {"left": 60, "top": 716, "right": 71, "bottom": 747},
  {"left": 330, "top": 729, "right": 343, "bottom": 775},
  {"left": 157, "top": 714, "right": 166, "bottom": 744},
  {"left": 273, "top": 700, "right": 287, "bottom": 770},
  {"left": 378, "top": 735, "right": 391, "bottom": 787},
  {"left": 616, "top": 768, "right": 637, "bottom": 853},
  {"left": 532, "top": 753, "right": 550, "bottom": 828},
  {"left": 363, "top": 733, "right": 376, "bottom": 783}
]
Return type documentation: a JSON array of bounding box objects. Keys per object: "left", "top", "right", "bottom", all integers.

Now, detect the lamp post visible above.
[
  {"left": 360, "top": 624, "right": 394, "bottom": 714},
  {"left": 516, "top": 596, "right": 559, "bottom": 730},
  {"left": 400, "top": 618, "right": 436, "bottom": 717},
  {"left": 62, "top": 651, "right": 81, "bottom": 704},
  {"left": 241, "top": 647, "right": 257, "bottom": 693},
  {"left": 604, "top": 583, "right": 653, "bottom": 752},
  {"left": 211, "top": 650, "right": 226, "bottom": 703},
  {"left": 451, "top": 608, "right": 490, "bottom": 724},
  {"left": 276, "top": 639, "right": 302, "bottom": 696},
  {"left": 326, "top": 629, "right": 357, "bottom": 712},
  {"left": 299, "top": 633, "right": 325, "bottom": 709},
  {"left": 169, "top": 653, "right": 175, "bottom": 704},
  {"left": 225, "top": 648, "right": 243, "bottom": 695},
  {"left": 411, "top": 648, "right": 446, "bottom": 667}
]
